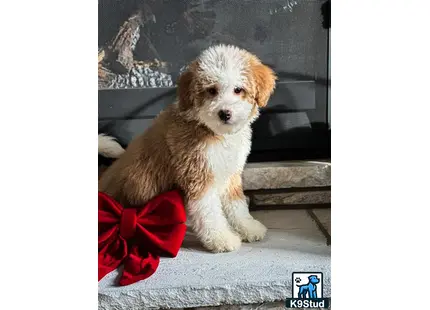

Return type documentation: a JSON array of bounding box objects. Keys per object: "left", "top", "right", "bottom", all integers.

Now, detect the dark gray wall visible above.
[{"left": 98, "top": 0, "right": 329, "bottom": 159}]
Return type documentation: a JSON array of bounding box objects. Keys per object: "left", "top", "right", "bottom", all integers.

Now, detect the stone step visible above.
[
  {"left": 99, "top": 160, "right": 331, "bottom": 189},
  {"left": 98, "top": 208, "right": 331, "bottom": 310},
  {"left": 243, "top": 160, "right": 331, "bottom": 190},
  {"left": 251, "top": 190, "right": 330, "bottom": 207},
  {"left": 243, "top": 161, "right": 331, "bottom": 208},
  {"left": 99, "top": 160, "right": 331, "bottom": 207},
  {"left": 187, "top": 300, "right": 331, "bottom": 310}
]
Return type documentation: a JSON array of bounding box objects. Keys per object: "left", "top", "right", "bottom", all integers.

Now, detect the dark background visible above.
[{"left": 98, "top": 0, "right": 330, "bottom": 162}]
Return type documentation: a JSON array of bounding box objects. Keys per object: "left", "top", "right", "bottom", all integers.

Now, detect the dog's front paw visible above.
[
  {"left": 202, "top": 229, "right": 242, "bottom": 253},
  {"left": 238, "top": 219, "right": 267, "bottom": 242}
]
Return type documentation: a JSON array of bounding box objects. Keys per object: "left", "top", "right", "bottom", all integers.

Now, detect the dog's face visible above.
[
  {"left": 308, "top": 275, "right": 320, "bottom": 284},
  {"left": 178, "top": 45, "right": 277, "bottom": 135}
]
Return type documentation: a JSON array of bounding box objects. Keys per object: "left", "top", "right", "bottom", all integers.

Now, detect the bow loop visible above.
[{"left": 98, "top": 191, "right": 186, "bottom": 285}]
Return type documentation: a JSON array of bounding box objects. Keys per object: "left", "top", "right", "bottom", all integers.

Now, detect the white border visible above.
[
  {"left": 333, "top": 1, "right": 430, "bottom": 309},
  {"left": 1, "top": 1, "right": 430, "bottom": 309},
  {"left": 1, "top": 1, "right": 96, "bottom": 309}
]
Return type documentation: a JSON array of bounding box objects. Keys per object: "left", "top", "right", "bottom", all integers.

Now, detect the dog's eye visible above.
[
  {"left": 207, "top": 87, "right": 218, "bottom": 96},
  {"left": 234, "top": 87, "right": 244, "bottom": 94}
]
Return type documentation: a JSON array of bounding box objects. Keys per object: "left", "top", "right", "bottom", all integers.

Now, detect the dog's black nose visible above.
[{"left": 218, "top": 110, "right": 232, "bottom": 122}]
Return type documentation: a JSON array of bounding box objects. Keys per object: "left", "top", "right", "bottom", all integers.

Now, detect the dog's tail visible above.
[{"left": 98, "top": 134, "right": 125, "bottom": 158}]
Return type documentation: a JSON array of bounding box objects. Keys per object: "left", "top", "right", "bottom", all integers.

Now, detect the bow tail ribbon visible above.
[{"left": 120, "top": 245, "right": 159, "bottom": 286}]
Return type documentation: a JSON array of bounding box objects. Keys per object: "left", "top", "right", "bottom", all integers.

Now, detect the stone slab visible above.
[
  {"left": 252, "top": 190, "right": 330, "bottom": 206},
  {"left": 243, "top": 161, "right": 331, "bottom": 191},
  {"left": 98, "top": 209, "right": 331, "bottom": 310}
]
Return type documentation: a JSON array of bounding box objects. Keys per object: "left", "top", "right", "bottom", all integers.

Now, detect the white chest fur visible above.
[{"left": 206, "top": 125, "right": 252, "bottom": 191}]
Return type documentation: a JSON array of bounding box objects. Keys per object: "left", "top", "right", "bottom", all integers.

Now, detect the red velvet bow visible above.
[{"left": 98, "top": 190, "right": 187, "bottom": 286}]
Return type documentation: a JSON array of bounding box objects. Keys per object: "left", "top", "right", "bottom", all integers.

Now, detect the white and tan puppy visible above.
[{"left": 99, "top": 44, "right": 277, "bottom": 253}]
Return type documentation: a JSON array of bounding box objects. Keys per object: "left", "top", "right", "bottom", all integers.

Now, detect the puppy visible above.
[{"left": 99, "top": 44, "right": 277, "bottom": 253}]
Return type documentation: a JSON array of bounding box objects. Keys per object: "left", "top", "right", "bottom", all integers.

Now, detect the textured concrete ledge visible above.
[
  {"left": 186, "top": 301, "right": 286, "bottom": 309},
  {"left": 186, "top": 300, "right": 330, "bottom": 309},
  {"left": 243, "top": 160, "right": 331, "bottom": 191},
  {"left": 252, "top": 190, "right": 330, "bottom": 206},
  {"left": 99, "top": 209, "right": 330, "bottom": 310}
]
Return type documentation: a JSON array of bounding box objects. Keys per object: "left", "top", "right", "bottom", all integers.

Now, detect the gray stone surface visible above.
[
  {"left": 243, "top": 161, "right": 331, "bottom": 191},
  {"left": 188, "top": 301, "right": 285, "bottom": 309},
  {"left": 187, "top": 299, "right": 331, "bottom": 310},
  {"left": 182, "top": 298, "right": 331, "bottom": 309},
  {"left": 252, "top": 190, "right": 330, "bottom": 206},
  {"left": 99, "top": 209, "right": 330, "bottom": 310},
  {"left": 312, "top": 209, "right": 331, "bottom": 235}
]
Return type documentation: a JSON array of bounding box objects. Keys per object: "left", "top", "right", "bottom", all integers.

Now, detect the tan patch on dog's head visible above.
[
  {"left": 177, "top": 61, "right": 199, "bottom": 112},
  {"left": 247, "top": 56, "right": 277, "bottom": 108}
]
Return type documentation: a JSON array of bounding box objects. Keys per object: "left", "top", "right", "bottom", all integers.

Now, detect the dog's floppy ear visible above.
[
  {"left": 177, "top": 62, "right": 197, "bottom": 111},
  {"left": 252, "top": 63, "right": 277, "bottom": 108}
]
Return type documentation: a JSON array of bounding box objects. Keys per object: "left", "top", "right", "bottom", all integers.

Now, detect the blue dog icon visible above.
[{"left": 296, "top": 275, "right": 320, "bottom": 298}]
